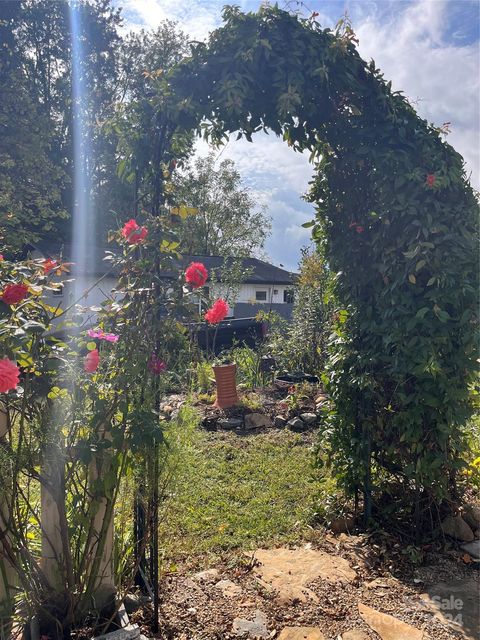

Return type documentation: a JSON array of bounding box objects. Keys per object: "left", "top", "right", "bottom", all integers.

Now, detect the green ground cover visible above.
[{"left": 158, "top": 406, "right": 329, "bottom": 567}]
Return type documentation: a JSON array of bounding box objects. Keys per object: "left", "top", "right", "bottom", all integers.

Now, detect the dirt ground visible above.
[{"left": 129, "top": 535, "right": 479, "bottom": 639}]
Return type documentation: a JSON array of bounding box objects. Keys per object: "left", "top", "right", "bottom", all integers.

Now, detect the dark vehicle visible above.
[{"left": 190, "top": 317, "right": 266, "bottom": 354}]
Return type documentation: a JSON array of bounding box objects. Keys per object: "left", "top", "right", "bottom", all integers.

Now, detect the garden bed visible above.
[{"left": 160, "top": 383, "right": 329, "bottom": 434}]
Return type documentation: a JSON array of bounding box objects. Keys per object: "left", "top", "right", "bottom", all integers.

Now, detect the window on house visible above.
[
  {"left": 255, "top": 290, "right": 267, "bottom": 301},
  {"left": 283, "top": 289, "right": 294, "bottom": 303}
]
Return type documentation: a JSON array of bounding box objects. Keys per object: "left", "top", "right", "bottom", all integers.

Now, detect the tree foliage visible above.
[
  {"left": 168, "top": 5, "right": 479, "bottom": 531},
  {"left": 112, "top": 20, "right": 194, "bottom": 218},
  {"left": 174, "top": 152, "right": 271, "bottom": 256},
  {"left": 0, "top": 2, "right": 67, "bottom": 252},
  {"left": 270, "top": 248, "right": 331, "bottom": 374}
]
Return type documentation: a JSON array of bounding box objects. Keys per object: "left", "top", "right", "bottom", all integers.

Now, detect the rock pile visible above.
[{"left": 441, "top": 505, "right": 480, "bottom": 544}]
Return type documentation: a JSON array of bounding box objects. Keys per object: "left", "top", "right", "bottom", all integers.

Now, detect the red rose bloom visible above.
[
  {"left": 426, "top": 174, "right": 436, "bottom": 187},
  {"left": 355, "top": 225, "right": 364, "bottom": 233},
  {"left": 204, "top": 298, "right": 229, "bottom": 324},
  {"left": 0, "top": 358, "right": 20, "bottom": 393},
  {"left": 121, "top": 219, "right": 148, "bottom": 245},
  {"left": 185, "top": 262, "right": 208, "bottom": 288},
  {"left": 2, "top": 283, "right": 29, "bottom": 305},
  {"left": 84, "top": 349, "right": 100, "bottom": 373},
  {"left": 43, "top": 258, "right": 57, "bottom": 274}
]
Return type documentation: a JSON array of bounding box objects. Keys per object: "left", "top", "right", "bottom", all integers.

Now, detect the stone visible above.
[
  {"left": 299, "top": 413, "right": 317, "bottom": 425},
  {"left": 422, "top": 579, "right": 480, "bottom": 639},
  {"left": 94, "top": 625, "right": 141, "bottom": 640},
  {"left": 232, "top": 609, "right": 268, "bottom": 638},
  {"left": 274, "top": 415, "right": 288, "bottom": 428},
  {"left": 123, "top": 593, "right": 143, "bottom": 614},
  {"left": 342, "top": 631, "right": 369, "bottom": 640},
  {"left": 193, "top": 568, "right": 220, "bottom": 583},
  {"left": 278, "top": 628, "right": 325, "bottom": 640},
  {"left": 460, "top": 539, "right": 480, "bottom": 561},
  {"left": 329, "top": 515, "right": 356, "bottom": 534},
  {"left": 252, "top": 546, "right": 356, "bottom": 604},
  {"left": 287, "top": 417, "right": 306, "bottom": 432},
  {"left": 475, "top": 528, "right": 480, "bottom": 539},
  {"left": 358, "top": 603, "right": 424, "bottom": 640},
  {"left": 161, "top": 404, "right": 174, "bottom": 414},
  {"left": 217, "top": 418, "right": 243, "bottom": 430},
  {"left": 215, "top": 579, "right": 243, "bottom": 598},
  {"left": 365, "top": 577, "right": 399, "bottom": 590},
  {"left": 244, "top": 413, "right": 273, "bottom": 430},
  {"left": 463, "top": 504, "right": 480, "bottom": 530},
  {"left": 441, "top": 514, "right": 474, "bottom": 542},
  {"left": 315, "top": 394, "right": 327, "bottom": 405}
]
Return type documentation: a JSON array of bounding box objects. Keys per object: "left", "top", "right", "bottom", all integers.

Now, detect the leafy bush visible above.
[{"left": 267, "top": 248, "right": 331, "bottom": 375}]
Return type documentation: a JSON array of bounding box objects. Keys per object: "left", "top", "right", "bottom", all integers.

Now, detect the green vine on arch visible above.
[{"left": 169, "top": 5, "right": 479, "bottom": 534}]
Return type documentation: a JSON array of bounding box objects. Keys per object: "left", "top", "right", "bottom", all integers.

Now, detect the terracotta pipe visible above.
[{"left": 213, "top": 363, "right": 239, "bottom": 409}]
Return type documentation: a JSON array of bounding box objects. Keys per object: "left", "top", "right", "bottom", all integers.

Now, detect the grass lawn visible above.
[{"left": 158, "top": 405, "right": 330, "bottom": 568}]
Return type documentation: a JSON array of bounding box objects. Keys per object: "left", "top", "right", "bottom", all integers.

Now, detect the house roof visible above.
[
  {"left": 163, "top": 255, "right": 297, "bottom": 285},
  {"left": 35, "top": 243, "right": 297, "bottom": 285}
]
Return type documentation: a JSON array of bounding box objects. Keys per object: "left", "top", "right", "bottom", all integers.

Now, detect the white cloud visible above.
[
  {"left": 356, "top": 0, "right": 479, "bottom": 187},
  {"left": 118, "top": 0, "right": 222, "bottom": 38}
]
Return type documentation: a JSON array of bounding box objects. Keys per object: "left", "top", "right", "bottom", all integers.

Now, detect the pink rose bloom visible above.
[
  {"left": 84, "top": 349, "right": 100, "bottom": 373},
  {"left": 426, "top": 173, "right": 436, "bottom": 187},
  {"left": 0, "top": 358, "right": 20, "bottom": 393}
]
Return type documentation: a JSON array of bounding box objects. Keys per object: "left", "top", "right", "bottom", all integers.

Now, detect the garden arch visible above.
[{"left": 171, "top": 5, "right": 478, "bottom": 529}]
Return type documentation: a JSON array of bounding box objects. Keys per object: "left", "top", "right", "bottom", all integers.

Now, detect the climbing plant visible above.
[{"left": 167, "top": 5, "right": 479, "bottom": 532}]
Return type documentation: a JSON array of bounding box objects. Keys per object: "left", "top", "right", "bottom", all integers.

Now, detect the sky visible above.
[{"left": 115, "top": 0, "right": 480, "bottom": 271}]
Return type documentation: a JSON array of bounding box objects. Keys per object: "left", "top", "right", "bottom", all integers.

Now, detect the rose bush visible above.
[{"left": 0, "top": 211, "right": 216, "bottom": 636}]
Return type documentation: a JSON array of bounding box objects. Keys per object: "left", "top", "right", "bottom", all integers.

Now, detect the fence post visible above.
[{"left": 0, "top": 406, "right": 16, "bottom": 639}]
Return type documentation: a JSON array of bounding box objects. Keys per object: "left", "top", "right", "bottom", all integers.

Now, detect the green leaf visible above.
[
  {"left": 415, "top": 260, "right": 426, "bottom": 272},
  {"left": 415, "top": 307, "right": 429, "bottom": 319}
]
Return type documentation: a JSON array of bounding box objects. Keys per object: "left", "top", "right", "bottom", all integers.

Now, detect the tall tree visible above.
[
  {"left": 174, "top": 152, "right": 271, "bottom": 257},
  {"left": 0, "top": 2, "right": 67, "bottom": 253},
  {"left": 0, "top": 0, "right": 123, "bottom": 251},
  {"left": 112, "top": 21, "right": 194, "bottom": 218}
]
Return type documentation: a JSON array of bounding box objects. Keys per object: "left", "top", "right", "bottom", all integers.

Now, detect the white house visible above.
[
  {"left": 33, "top": 245, "right": 297, "bottom": 325},
  {"left": 160, "top": 255, "right": 296, "bottom": 320}
]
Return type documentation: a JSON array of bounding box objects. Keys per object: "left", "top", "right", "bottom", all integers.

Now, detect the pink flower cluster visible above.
[{"left": 87, "top": 328, "right": 119, "bottom": 343}]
